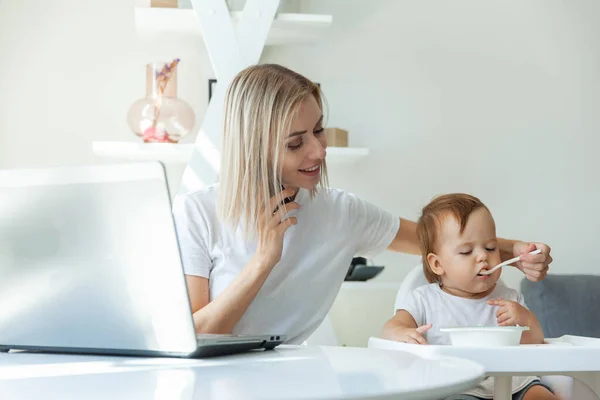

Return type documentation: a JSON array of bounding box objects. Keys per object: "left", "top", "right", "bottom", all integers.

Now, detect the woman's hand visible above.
[
  {"left": 253, "top": 188, "right": 301, "bottom": 270},
  {"left": 513, "top": 242, "right": 552, "bottom": 281}
]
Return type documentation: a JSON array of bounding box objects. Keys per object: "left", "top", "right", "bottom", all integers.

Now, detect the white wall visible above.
[
  {"left": 0, "top": 0, "right": 215, "bottom": 193},
  {"left": 263, "top": 0, "right": 600, "bottom": 291}
]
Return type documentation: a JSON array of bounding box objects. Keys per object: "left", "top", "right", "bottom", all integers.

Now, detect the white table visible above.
[
  {"left": 0, "top": 345, "right": 484, "bottom": 400},
  {"left": 369, "top": 335, "right": 600, "bottom": 400}
]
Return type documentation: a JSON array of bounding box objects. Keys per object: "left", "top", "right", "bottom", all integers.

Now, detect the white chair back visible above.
[{"left": 393, "top": 263, "right": 429, "bottom": 314}]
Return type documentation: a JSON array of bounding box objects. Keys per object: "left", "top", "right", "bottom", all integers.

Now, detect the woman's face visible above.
[{"left": 280, "top": 95, "right": 327, "bottom": 191}]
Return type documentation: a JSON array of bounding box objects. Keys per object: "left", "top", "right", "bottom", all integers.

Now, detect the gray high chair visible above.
[{"left": 521, "top": 274, "right": 600, "bottom": 399}]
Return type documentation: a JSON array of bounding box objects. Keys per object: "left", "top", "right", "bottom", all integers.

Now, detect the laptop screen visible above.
[{"left": 0, "top": 162, "right": 197, "bottom": 354}]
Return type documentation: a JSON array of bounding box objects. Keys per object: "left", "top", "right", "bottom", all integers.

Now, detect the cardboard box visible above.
[
  {"left": 151, "top": 0, "right": 177, "bottom": 8},
  {"left": 324, "top": 128, "right": 348, "bottom": 147}
]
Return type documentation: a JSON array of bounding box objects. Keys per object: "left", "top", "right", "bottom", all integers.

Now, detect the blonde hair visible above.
[
  {"left": 416, "top": 193, "right": 490, "bottom": 283},
  {"left": 218, "top": 64, "right": 329, "bottom": 237}
]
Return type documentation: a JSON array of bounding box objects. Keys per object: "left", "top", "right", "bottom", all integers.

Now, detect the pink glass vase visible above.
[{"left": 127, "top": 60, "right": 195, "bottom": 143}]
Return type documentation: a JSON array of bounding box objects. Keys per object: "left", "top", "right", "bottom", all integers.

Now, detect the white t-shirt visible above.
[
  {"left": 397, "top": 283, "right": 537, "bottom": 399},
  {"left": 172, "top": 184, "right": 399, "bottom": 344}
]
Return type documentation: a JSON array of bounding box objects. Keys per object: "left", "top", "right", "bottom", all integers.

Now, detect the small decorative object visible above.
[
  {"left": 127, "top": 59, "right": 195, "bottom": 143},
  {"left": 324, "top": 127, "right": 348, "bottom": 147},
  {"left": 150, "top": 0, "right": 177, "bottom": 7}
]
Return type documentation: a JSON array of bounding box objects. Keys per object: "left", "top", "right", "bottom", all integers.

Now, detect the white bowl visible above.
[{"left": 439, "top": 326, "right": 530, "bottom": 347}]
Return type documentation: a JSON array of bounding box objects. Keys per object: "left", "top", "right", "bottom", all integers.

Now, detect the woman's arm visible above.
[
  {"left": 186, "top": 256, "right": 273, "bottom": 334},
  {"left": 386, "top": 218, "right": 421, "bottom": 255},
  {"left": 185, "top": 187, "right": 300, "bottom": 334}
]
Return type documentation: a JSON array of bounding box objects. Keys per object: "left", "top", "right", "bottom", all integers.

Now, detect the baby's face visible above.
[{"left": 435, "top": 207, "right": 502, "bottom": 295}]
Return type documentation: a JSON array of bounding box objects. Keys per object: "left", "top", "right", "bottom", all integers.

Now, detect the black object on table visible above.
[{"left": 345, "top": 257, "right": 385, "bottom": 281}]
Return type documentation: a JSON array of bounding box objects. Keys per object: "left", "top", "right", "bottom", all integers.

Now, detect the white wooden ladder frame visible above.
[{"left": 178, "top": 0, "right": 281, "bottom": 194}]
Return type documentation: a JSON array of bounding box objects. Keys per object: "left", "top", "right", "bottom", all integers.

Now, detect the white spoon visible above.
[{"left": 478, "top": 249, "right": 542, "bottom": 276}]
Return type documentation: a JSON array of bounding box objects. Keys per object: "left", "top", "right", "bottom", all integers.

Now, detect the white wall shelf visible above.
[
  {"left": 92, "top": 141, "right": 368, "bottom": 165},
  {"left": 134, "top": 7, "right": 333, "bottom": 45},
  {"left": 92, "top": 141, "right": 193, "bottom": 164}
]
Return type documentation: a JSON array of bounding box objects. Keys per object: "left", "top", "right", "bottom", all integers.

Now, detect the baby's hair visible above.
[{"left": 417, "top": 193, "right": 489, "bottom": 283}]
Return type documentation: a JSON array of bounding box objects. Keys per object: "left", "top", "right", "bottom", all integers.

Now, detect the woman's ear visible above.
[{"left": 427, "top": 252, "right": 445, "bottom": 279}]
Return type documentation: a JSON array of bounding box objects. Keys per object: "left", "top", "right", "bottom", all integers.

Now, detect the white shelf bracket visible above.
[{"left": 178, "top": 0, "right": 280, "bottom": 194}]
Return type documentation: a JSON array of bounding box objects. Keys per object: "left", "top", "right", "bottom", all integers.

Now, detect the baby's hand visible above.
[
  {"left": 487, "top": 298, "right": 530, "bottom": 326},
  {"left": 392, "top": 324, "right": 432, "bottom": 344}
]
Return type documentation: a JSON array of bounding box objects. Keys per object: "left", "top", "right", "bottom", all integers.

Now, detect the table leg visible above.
[{"left": 494, "top": 376, "right": 512, "bottom": 400}]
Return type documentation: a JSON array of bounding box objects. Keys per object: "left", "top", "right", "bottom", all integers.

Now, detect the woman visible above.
[{"left": 172, "top": 64, "right": 552, "bottom": 343}]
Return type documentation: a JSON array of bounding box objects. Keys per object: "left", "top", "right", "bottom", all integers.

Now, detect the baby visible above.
[{"left": 382, "top": 193, "right": 557, "bottom": 400}]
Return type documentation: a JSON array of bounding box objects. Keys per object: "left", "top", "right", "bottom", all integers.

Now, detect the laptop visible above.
[{"left": 0, "top": 161, "right": 285, "bottom": 358}]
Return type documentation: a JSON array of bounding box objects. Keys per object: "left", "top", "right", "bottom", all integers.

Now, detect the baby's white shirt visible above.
[{"left": 396, "top": 283, "right": 538, "bottom": 398}]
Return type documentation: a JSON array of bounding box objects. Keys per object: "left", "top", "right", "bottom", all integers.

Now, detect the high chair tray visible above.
[
  {"left": 369, "top": 335, "right": 600, "bottom": 400},
  {"left": 368, "top": 335, "right": 600, "bottom": 374}
]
